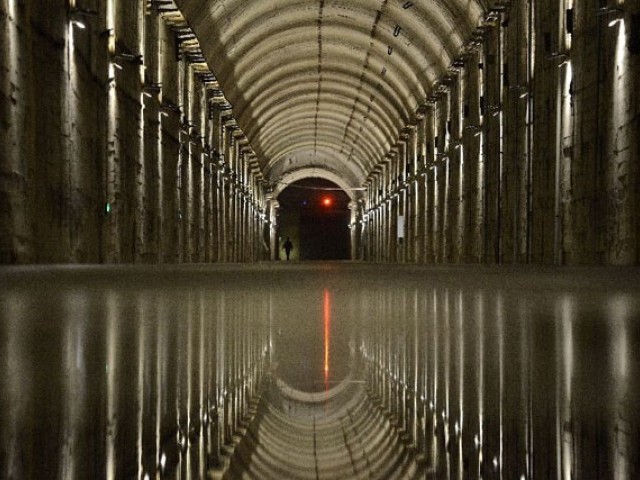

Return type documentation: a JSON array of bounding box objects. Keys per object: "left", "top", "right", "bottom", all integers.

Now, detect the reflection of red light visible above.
[
  {"left": 322, "top": 197, "right": 332, "bottom": 207},
  {"left": 324, "top": 289, "right": 330, "bottom": 389}
]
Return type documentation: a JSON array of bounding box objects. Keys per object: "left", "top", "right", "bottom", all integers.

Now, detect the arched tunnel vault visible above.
[{"left": 175, "top": 0, "right": 486, "bottom": 187}]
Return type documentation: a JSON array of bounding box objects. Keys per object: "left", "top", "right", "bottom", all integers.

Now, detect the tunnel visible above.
[{"left": 1, "top": 0, "right": 640, "bottom": 479}]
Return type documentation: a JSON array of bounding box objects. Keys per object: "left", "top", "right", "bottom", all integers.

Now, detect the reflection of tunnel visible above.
[
  {"left": 277, "top": 179, "right": 350, "bottom": 261},
  {"left": 3, "top": 264, "right": 638, "bottom": 479}
]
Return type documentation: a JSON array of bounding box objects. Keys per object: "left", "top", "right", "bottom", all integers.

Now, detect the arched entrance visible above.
[{"left": 276, "top": 178, "right": 351, "bottom": 261}]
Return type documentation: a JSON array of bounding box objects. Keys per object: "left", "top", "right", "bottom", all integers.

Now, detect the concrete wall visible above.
[
  {"left": 2, "top": 1, "right": 638, "bottom": 266},
  {"left": 361, "top": 0, "right": 640, "bottom": 266},
  {"left": 0, "top": 0, "right": 267, "bottom": 264}
]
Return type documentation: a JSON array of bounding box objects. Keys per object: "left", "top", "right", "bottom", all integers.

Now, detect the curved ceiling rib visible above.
[
  {"left": 235, "top": 40, "right": 421, "bottom": 112},
  {"left": 272, "top": 168, "right": 359, "bottom": 200},
  {"left": 231, "top": 22, "right": 438, "bottom": 95},
  {"left": 263, "top": 131, "right": 372, "bottom": 173},
  {"left": 260, "top": 120, "right": 382, "bottom": 174},
  {"left": 248, "top": 83, "right": 397, "bottom": 147},
  {"left": 242, "top": 62, "right": 406, "bottom": 144},
  {"left": 177, "top": 0, "right": 486, "bottom": 189},
  {"left": 266, "top": 149, "right": 364, "bottom": 190},
  {"left": 255, "top": 100, "right": 391, "bottom": 156},
  {"left": 234, "top": 43, "right": 421, "bottom": 132}
]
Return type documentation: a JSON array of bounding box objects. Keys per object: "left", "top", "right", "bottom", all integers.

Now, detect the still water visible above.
[{"left": 0, "top": 264, "right": 638, "bottom": 479}]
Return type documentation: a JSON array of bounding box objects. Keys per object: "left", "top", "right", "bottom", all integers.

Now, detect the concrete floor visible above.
[{"left": 1, "top": 263, "right": 639, "bottom": 479}]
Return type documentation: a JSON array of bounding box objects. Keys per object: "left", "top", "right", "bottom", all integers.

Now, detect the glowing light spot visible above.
[{"left": 322, "top": 196, "right": 332, "bottom": 207}]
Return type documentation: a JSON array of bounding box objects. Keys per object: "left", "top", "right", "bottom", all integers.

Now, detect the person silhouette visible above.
[{"left": 283, "top": 237, "right": 293, "bottom": 260}]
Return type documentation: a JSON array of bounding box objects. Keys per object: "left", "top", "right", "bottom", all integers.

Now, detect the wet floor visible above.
[{"left": 1, "top": 263, "right": 639, "bottom": 479}]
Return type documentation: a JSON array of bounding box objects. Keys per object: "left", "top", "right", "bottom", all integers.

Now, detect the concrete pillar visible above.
[
  {"left": 203, "top": 152, "right": 213, "bottom": 263},
  {"left": 141, "top": 11, "right": 163, "bottom": 264},
  {"left": 376, "top": 174, "right": 383, "bottom": 262},
  {"left": 496, "top": 1, "right": 533, "bottom": 265},
  {"left": 397, "top": 140, "right": 409, "bottom": 263},
  {"left": 194, "top": 84, "right": 207, "bottom": 263},
  {"left": 179, "top": 131, "right": 190, "bottom": 263},
  {"left": 446, "top": 72, "right": 462, "bottom": 264},
  {"left": 382, "top": 168, "right": 387, "bottom": 263},
  {"left": 371, "top": 177, "right": 378, "bottom": 262},
  {"left": 461, "top": 47, "right": 485, "bottom": 264},
  {"left": 405, "top": 125, "right": 418, "bottom": 263},
  {"left": 434, "top": 92, "right": 450, "bottom": 263},
  {"left": 415, "top": 116, "right": 427, "bottom": 263},
  {"left": 388, "top": 155, "right": 399, "bottom": 263},
  {"left": 221, "top": 126, "right": 232, "bottom": 262},
  {"left": 0, "top": 0, "right": 32, "bottom": 262},
  {"left": 229, "top": 140, "right": 239, "bottom": 262},
  {"left": 482, "top": 21, "right": 504, "bottom": 264},
  {"left": 268, "top": 197, "right": 279, "bottom": 261},
  {"left": 384, "top": 163, "right": 392, "bottom": 262},
  {"left": 348, "top": 201, "right": 358, "bottom": 260},
  {"left": 424, "top": 104, "right": 436, "bottom": 264},
  {"left": 527, "top": 6, "right": 556, "bottom": 264}
]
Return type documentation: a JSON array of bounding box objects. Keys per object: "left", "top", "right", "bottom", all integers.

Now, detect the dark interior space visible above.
[{"left": 277, "top": 178, "right": 350, "bottom": 260}]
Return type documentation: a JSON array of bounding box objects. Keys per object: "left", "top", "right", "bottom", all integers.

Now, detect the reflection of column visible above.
[
  {"left": 243, "top": 192, "right": 249, "bottom": 263},
  {"left": 557, "top": 297, "right": 574, "bottom": 480},
  {"left": 232, "top": 184, "right": 239, "bottom": 262},
  {"left": 267, "top": 197, "right": 279, "bottom": 261},
  {"left": 105, "top": 294, "right": 119, "bottom": 479},
  {"left": 609, "top": 296, "right": 632, "bottom": 479},
  {"left": 219, "top": 173, "right": 228, "bottom": 262},
  {"left": 234, "top": 180, "right": 241, "bottom": 262}
]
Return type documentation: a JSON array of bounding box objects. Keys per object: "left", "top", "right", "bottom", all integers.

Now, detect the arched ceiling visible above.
[{"left": 176, "top": 0, "right": 487, "bottom": 188}]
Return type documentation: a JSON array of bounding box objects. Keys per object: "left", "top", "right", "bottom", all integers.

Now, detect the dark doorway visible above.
[{"left": 277, "top": 178, "right": 350, "bottom": 260}]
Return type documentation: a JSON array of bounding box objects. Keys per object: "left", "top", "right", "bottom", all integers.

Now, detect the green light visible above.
[{"left": 105, "top": 202, "right": 112, "bottom": 214}]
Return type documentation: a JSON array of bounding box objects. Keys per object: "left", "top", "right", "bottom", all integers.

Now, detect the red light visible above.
[{"left": 322, "top": 197, "right": 332, "bottom": 207}]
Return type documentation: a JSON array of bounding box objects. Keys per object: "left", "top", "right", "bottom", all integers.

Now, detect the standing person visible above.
[{"left": 283, "top": 237, "right": 293, "bottom": 260}]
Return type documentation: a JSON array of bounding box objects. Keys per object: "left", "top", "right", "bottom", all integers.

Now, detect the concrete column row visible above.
[
  {"left": 359, "top": 281, "right": 634, "bottom": 480},
  {"left": 0, "top": 0, "right": 269, "bottom": 264},
  {"left": 358, "top": 0, "right": 640, "bottom": 266},
  {"left": 0, "top": 276, "right": 271, "bottom": 479}
]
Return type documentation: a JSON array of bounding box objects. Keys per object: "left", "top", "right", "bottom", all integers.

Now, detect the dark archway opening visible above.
[{"left": 277, "top": 178, "right": 350, "bottom": 260}]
